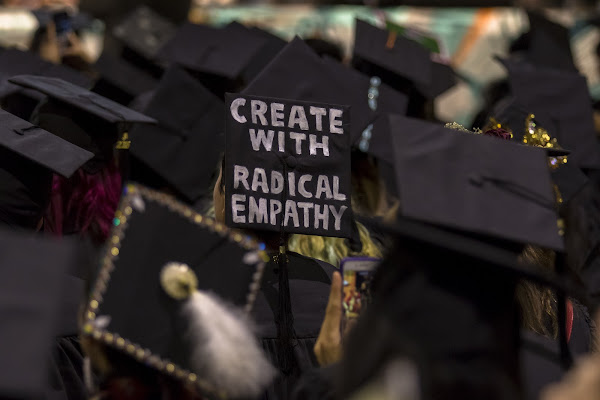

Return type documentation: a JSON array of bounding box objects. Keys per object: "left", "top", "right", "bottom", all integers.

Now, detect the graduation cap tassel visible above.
[
  {"left": 276, "top": 158, "right": 297, "bottom": 376},
  {"left": 161, "top": 263, "right": 275, "bottom": 397}
]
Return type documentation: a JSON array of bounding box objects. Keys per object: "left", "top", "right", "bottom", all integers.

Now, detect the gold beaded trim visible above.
[{"left": 82, "top": 183, "right": 268, "bottom": 398}]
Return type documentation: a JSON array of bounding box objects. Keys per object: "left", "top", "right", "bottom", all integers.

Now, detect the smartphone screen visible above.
[
  {"left": 53, "top": 11, "right": 72, "bottom": 37},
  {"left": 341, "top": 257, "right": 380, "bottom": 327}
]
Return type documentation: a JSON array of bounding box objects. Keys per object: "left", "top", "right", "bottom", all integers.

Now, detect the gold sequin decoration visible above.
[
  {"left": 116, "top": 338, "right": 125, "bottom": 348},
  {"left": 90, "top": 300, "right": 99, "bottom": 309},
  {"left": 166, "top": 363, "right": 175, "bottom": 373},
  {"left": 111, "top": 247, "right": 119, "bottom": 256},
  {"left": 124, "top": 206, "right": 133, "bottom": 215}
]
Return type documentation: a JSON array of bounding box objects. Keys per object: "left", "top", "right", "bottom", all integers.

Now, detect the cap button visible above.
[{"left": 284, "top": 155, "right": 297, "bottom": 169}]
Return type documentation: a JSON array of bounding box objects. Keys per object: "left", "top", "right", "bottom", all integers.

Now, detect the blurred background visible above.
[{"left": 1, "top": 0, "right": 599, "bottom": 125}]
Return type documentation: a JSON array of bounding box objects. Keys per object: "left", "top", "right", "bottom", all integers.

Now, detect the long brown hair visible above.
[{"left": 517, "top": 245, "right": 558, "bottom": 338}]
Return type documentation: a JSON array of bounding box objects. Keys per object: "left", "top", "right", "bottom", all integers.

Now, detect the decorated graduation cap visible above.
[
  {"left": 9, "top": 75, "right": 156, "bottom": 173},
  {"left": 0, "top": 109, "right": 92, "bottom": 228},
  {"left": 243, "top": 37, "right": 375, "bottom": 143},
  {"left": 112, "top": 6, "right": 176, "bottom": 64},
  {"left": 81, "top": 183, "right": 274, "bottom": 398},
  {"left": 352, "top": 19, "right": 457, "bottom": 100},
  {"left": 0, "top": 228, "right": 78, "bottom": 398},
  {"left": 93, "top": 52, "right": 159, "bottom": 106},
  {"left": 338, "top": 214, "right": 583, "bottom": 400},
  {"left": 225, "top": 93, "right": 352, "bottom": 238},
  {"left": 389, "top": 114, "right": 564, "bottom": 251},
  {"left": 482, "top": 113, "right": 589, "bottom": 206},
  {"left": 157, "top": 22, "right": 268, "bottom": 82},
  {"left": 501, "top": 58, "right": 600, "bottom": 169},
  {"left": 510, "top": 11, "right": 576, "bottom": 72},
  {"left": 129, "top": 66, "right": 225, "bottom": 203}
]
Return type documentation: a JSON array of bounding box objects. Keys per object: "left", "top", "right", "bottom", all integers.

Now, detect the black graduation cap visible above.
[
  {"left": 0, "top": 109, "right": 93, "bottom": 229},
  {"left": 352, "top": 19, "right": 457, "bottom": 100},
  {"left": 0, "top": 228, "right": 78, "bottom": 399},
  {"left": 337, "top": 214, "right": 582, "bottom": 400},
  {"left": 243, "top": 37, "right": 375, "bottom": 143},
  {"left": 0, "top": 109, "right": 93, "bottom": 178},
  {"left": 320, "top": 55, "right": 409, "bottom": 148},
  {"left": 501, "top": 58, "right": 600, "bottom": 169},
  {"left": 224, "top": 93, "right": 353, "bottom": 238},
  {"left": 483, "top": 110, "right": 589, "bottom": 206},
  {"left": 512, "top": 11, "right": 577, "bottom": 72},
  {"left": 157, "top": 22, "right": 268, "bottom": 81},
  {"left": 93, "top": 52, "right": 159, "bottom": 105},
  {"left": 0, "top": 48, "right": 93, "bottom": 119},
  {"left": 129, "top": 66, "right": 225, "bottom": 203},
  {"left": 224, "top": 22, "right": 287, "bottom": 85},
  {"left": 388, "top": 114, "right": 564, "bottom": 251},
  {"left": 81, "top": 183, "right": 274, "bottom": 398},
  {"left": 112, "top": 6, "right": 176, "bottom": 63},
  {"left": 9, "top": 75, "right": 156, "bottom": 172}
]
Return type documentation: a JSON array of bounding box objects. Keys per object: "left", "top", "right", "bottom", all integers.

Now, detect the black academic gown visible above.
[
  {"left": 251, "top": 251, "right": 335, "bottom": 400},
  {"left": 46, "top": 239, "right": 99, "bottom": 400}
]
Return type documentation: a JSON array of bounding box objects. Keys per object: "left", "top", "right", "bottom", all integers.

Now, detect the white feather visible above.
[{"left": 183, "top": 291, "right": 276, "bottom": 398}]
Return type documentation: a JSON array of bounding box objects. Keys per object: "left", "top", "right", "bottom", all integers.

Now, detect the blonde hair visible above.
[{"left": 288, "top": 222, "right": 383, "bottom": 267}]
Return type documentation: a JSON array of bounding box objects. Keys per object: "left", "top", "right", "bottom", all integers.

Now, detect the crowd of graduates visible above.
[{"left": 2, "top": 1, "right": 600, "bottom": 400}]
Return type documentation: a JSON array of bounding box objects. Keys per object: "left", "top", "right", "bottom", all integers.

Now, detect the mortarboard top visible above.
[
  {"left": 483, "top": 113, "right": 588, "bottom": 206},
  {"left": 9, "top": 75, "right": 156, "bottom": 125},
  {"left": 243, "top": 37, "right": 375, "bottom": 143},
  {"left": 93, "top": 52, "right": 159, "bottom": 105},
  {"left": 388, "top": 114, "right": 564, "bottom": 251},
  {"left": 0, "top": 48, "right": 93, "bottom": 100},
  {"left": 0, "top": 229, "right": 77, "bottom": 399},
  {"left": 225, "top": 22, "right": 288, "bottom": 85},
  {"left": 81, "top": 183, "right": 270, "bottom": 398},
  {"left": 9, "top": 75, "right": 156, "bottom": 172},
  {"left": 321, "top": 55, "right": 409, "bottom": 159},
  {"left": 523, "top": 11, "right": 577, "bottom": 72},
  {"left": 157, "top": 22, "right": 268, "bottom": 81},
  {"left": 112, "top": 5, "right": 176, "bottom": 63},
  {"left": 321, "top": 55, "right": 408, "bottom": 147},
  {"left": 353, "top": 19, "right": 431, "bottom": 89},
  {"left": 129, "top": 66, "right": 225, "bottom": 203},
  {"left": 501, "top": 58, "right": 600, "bottom": 170},
  {"left": 0, "top": 109, "right": 93, "bottom": 178},
  {"left": 352, "top": 19, "right": 458, "bottom": 100}
]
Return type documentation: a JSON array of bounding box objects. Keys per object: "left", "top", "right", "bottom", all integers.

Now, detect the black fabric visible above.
[
  {"left": 157, "top": 22, "right": 268, "bottom": 80},
  {"left": 129, "top": 66, "right": 224, "bottom": 203},
  {"left": 0, "top": 109, "right": 93, "bottom": 178},
  {"left": 47, "top": 336, "right": 87, "bottom": 400},
  {"left": 9, "top": 75, "right": 156, "bottom": 125},
  {"left": 251, "top": 252, "right": 335, "bottom": 400},
  {"left": 242, "top": 37, "right": 375, "bottom": 142},
  {"left": 93, "top": 53, "right": 159, "bottom": 105},
  {"left": 87, "top": 184, "right": 265, "bottom": 382},
  {"left": 389, "top": 114, "right": 564, "bottom": 251},
  {"left": 0, "top": 230, "right": 77, "bottom": 398},
  {"left": 502, "top": 58, "right": 600, "bottom": 169},
  {"left": 516, "top": 11, "right": 577, "bottom": 72}
]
